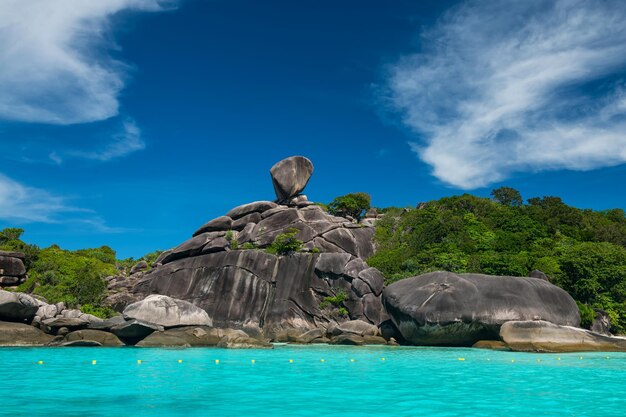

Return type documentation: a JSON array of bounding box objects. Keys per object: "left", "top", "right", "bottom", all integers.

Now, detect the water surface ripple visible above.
[{"left": 1, "top": 345, "right": 625, "bottom": 416}]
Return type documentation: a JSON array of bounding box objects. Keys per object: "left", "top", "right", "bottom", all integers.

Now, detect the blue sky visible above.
[{"left": 2, "top": 0, "right": 626, "bottom": 258}]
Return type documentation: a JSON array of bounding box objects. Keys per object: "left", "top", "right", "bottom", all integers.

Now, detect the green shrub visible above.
[
  {"left": 266, "top": 228, "right": 303, "bottom": 255},
  {"left": 231, "top": 240, "right": 239, "bottom": 250},
  {"left": 577, "top": 301, "right": 595, "bottom": 329},
  {"left": 320, "top": 290, "right": 348, "bottom": 309},
  {"left": 80, "top": 304, "right": 117, "bottom": 319}
]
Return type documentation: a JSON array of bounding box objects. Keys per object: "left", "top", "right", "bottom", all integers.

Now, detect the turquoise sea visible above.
[{"left": 2, "top": 345, "right": 625, "bottom": 416}]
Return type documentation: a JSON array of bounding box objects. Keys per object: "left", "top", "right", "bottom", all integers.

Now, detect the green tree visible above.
[
  {"left": 491, "top": 187, "right": 523, "bottom": 207},
  {"left": 327, "top": 192, "right": 371, "bottom": 220}
]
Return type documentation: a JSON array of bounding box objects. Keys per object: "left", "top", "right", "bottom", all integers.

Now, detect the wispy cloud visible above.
[
  {"left": 0, "top": 173, "right": 128, "bottom": 233},
  {"left": 0, "top": 0, "right": 167, "bottom": 125},
  {"left": 66, "top": 119, "right": 145, "bottom": 161},
  {"left": 387, "top": 0, "right": 626, "bottom": 189},
  {"left": 0, "top": 174, "right": 73, "bottom": 222}
]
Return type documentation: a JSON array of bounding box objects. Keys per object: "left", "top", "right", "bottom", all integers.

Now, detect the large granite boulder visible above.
[
  {"left": 500, "top": 320, "right": 626, "bottom": 353},
  {"left": 64, "top": 329, "right": 125, "bottom": 347},
  {"left": 136, "top": 326, "right": 220, "bottom": 347},
  {"left": 0, "top": 251, "right": 27, "bottom": 288},
  {"left": 123, "top": 295, "right": 212, "bottom": 328},
  {"left": 383, "top": 271, "right": 580, "bottom": 346},
  {"left": 132, "top": 249, "right": 386, "bottom": 339},
  {"left": 270, "top": 156, "right": 313, "bottom": 202},
  {"left": 0, "top": 290, "right": 39, "bottom": 322},
  {"left": 0, "top": 321, "right": 54, "bottom": 346},
  {"left": 109, "top": 319, "right": 163, "bottom": 345},
  {"left": 111, "top": 157, "right": 384, "bottom": 342}
]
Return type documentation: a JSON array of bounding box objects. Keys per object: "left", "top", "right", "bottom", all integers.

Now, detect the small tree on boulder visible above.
[{"left": 328, "top": 192, "right": 371, "bottom": 221}]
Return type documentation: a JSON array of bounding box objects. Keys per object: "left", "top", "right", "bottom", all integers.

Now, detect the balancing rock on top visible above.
[{"left": 270, "top": 156, "right": 313, "bottom": 202}]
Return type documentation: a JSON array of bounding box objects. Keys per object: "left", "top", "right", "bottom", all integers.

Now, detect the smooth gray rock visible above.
[
  {"left": 383, "top": 271, "right": 581, "bottom": 346},
  {"left": 227, "top": 201, "right": 278, "bottom": 220},
  {"left": 123, "top": 295, "right": 212, "bottom": 328},
  {"left": 160, "top": 232, "right": 227, "bottom": 264},
  {"left": 88, "top": 315, "right": 127, "bottom": 331},
  {"left": 154, "top": 249, "right": 173, "bottom": 266},
  {"left": 135, "top": 332, "right": 191, "bottom": 347},
  {"left": 236, "top": 223, "right": 257, "bottom": 245},
  {"left": 136, "top": 326, "right": 220, "bottom": 347},
  {"left": 0, "top": 251, "right": 25, "bottom": 260},
  {"left": 130, "top": 261, "right": 149, "bottom": 275},
  {"left": 327, "top": 320, "right": 379, "bottom": 337},
  {"left": 500, "top": 320, "right": 626, "bottom": 353},
  {"left": 64, "top": 330, "right": 124, "bottom": 347},
  {"left": 529, "top": 269, "right": 549, "bottom": 281},
  {"left": 193, "top": 216, "right": 233, "bottom": 237},
  {"left": 0, "top": 256, "right": 26, "bottom": 277},
  {"left": 110, "top": 319, "right": 163, "bottom": 345},
  {"left": 0, "top": 320, "right": 54, "bottom": 346},
  {"left": 270, "top": 156, "right": 313, "bottom": 201},
  {"left": 232, "top": 212, "right": 262, "bottom": 231},
  {"left": 36, "top": 304, "right": 58, "bottom": 320},
  {"left": 358, "top": 268, "right": 384, "bottom": 296},
  {"left": 314, "top": 253, "right": 352, "bottom": 276},
  {"left": 0, "top": 276, "right": 20, "bottom": 286},
  {"left": 133, "top": 251, "right": 386, "bottom": 337},
  {"left": 591, "top": 309, "right": 611, "bottom": 336},
  {"left": 42, "top": 317, "right": 90, "bottom": 333},
  {"left": 61, "top": 340, "right": 103, "bottom": 347},
  {"left": 0, "top": 290, "right": 38, "bottom": 322}
]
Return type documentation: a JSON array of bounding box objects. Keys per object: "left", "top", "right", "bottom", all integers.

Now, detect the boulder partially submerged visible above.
[
  {"left": 500, "top": 320, "right": 626, "bottom": 353},
  {"left": 383, "top": 271, "right": 580, "bottom": 346}
]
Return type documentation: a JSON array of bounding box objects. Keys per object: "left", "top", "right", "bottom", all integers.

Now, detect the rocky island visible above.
[{"left": 1, "top": 156, "right": 625, "bottom": 353}]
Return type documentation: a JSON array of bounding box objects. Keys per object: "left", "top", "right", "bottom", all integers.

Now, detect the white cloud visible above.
[
  {"left": 0, "top": 0, "right": 166, "bottom": 125},
  {"left": 0, "top": 174, "right": 73, "bottom": 222},
  {"left": 388, "top": 0, "right": 626, "bottom": 189},
  {"left": 67, "top": 119, "right": 145, "bottom": 161},
  {"left": 0, "top": 174, "right": 128, "bottom": 232}
]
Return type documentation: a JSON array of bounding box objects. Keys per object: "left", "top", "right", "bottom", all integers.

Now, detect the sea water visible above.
[{"left": 1, "top": 345, "right": 625, "bottom": 416}]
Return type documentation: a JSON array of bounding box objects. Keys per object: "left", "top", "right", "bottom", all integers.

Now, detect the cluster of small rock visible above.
[{"left": 0, "top": 251, "right": 27, "bottom": 288}]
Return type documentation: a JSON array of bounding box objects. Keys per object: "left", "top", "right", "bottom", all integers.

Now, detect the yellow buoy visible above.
[
  {"left": 557, "top": 357, "right": 561, "bottom": 361},
  {"left": 458, "top": 358, "right": 465, "bottom": 361},
  {"left": 350, "top": 359, "right": 356, "bottom": 362},
  {"left": 511, "top": 359, "right": 515, "bottom": 363},
  {"left": 92, "top": 360, "right": 97, "bottom": 365},
  {"left": 289, "top": 359, "right": 294, "bottom": 363},
  {"left": 251, "top": 359, "right": 256, "bottom": 364},
  {"left": 137, "top": 359, "right": 142, "bottom": 364},
  {"left": 215, "top": 359, "right": 220, "bottom": 364},
  {"left": 320, "top": 359, "right": 325, "bottom": 363},
  {"left": 178, "top": 359, "right": 183, "bottom": 363},
  {"left": 381, "top": 357, "right": 385, "bottom": 361},
  {"left": 37, "top": 360, "right": 44, "bottom": 365}
]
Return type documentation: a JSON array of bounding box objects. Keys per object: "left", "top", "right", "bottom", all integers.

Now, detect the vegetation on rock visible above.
[
  {"left": 327, "top": 192, "right": 371, "bottom": 221},
  {"left": 368, "top": 190, "right": 626, "bottom": 333},
  {"left": 0, "top": 228, "right": 158, "bottom": 318},
  {"left": 266, "top": 228, "right": 304, "bottom": 255}
]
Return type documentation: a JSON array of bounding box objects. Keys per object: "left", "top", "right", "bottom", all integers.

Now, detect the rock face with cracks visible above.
[
  {"left": 122, "top": 156, "right": 387, "bottom": 340},
  {"left": 383, "top": 271, "right": 581, "bottom": 346}
]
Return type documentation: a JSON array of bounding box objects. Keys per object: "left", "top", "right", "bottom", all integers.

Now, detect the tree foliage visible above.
[
  {"left": 327, "top": 192, "right": 371, "bottom": 220},
  {"left": 266, "top": 228, "right": 303, "bottom": 255},
  {"left": 369, "top": 193, "right": 626, "bottom": 333}
]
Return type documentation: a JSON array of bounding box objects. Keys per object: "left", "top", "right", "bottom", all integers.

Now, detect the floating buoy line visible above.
[{"left": 31, "top": 355, "right": 613, "bottom": 366}]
